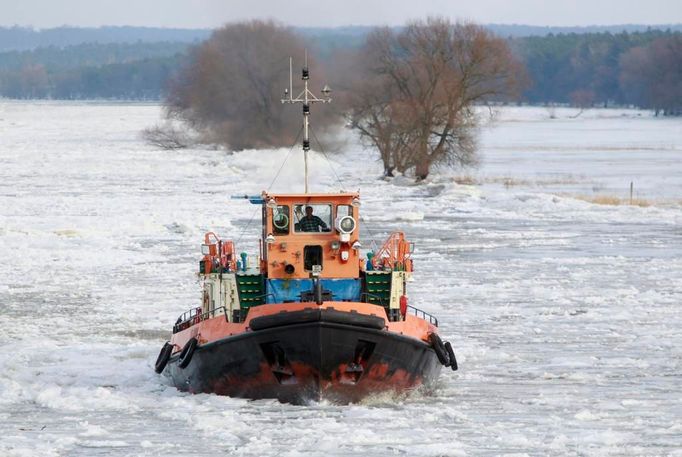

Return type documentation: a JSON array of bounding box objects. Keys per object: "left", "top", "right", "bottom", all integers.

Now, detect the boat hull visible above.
[{"left": 164, "top": 320, "right": 442, "bottom": 404}]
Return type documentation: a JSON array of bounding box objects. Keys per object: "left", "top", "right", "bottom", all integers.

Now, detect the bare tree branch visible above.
[{"left": 349, "top": 17, "right": 523, "bottom": 180}]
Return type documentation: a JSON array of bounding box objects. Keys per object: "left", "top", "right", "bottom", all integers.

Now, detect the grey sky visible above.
[{"left": 1, "top": 0, "right": 681, "bottom": 29}]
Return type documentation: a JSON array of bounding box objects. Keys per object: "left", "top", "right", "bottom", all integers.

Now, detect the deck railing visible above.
[
  {"left": 406, "top": 305, "right": 439, "bottom": 326},
  {"left": 171, "top": 301, "right": 438, "bottom": 332},
  {"left": 360, "top": 294, "right": 439, "bottom": 326},
  {"left": 172, "top": 306, "right": 228, "bottom": 333}
]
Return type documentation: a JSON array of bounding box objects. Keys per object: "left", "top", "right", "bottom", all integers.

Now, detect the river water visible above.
[{"left": 1, "top": 102, "right": 681, "bottom": 456}]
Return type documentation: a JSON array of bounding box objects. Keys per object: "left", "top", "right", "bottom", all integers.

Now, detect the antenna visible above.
[{"left": 282, "top": 51, "right": 332, "bottom": 194}]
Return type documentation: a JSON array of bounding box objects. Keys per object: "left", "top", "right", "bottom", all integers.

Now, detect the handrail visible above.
[
  {"left": 173, "top": 307, "right": 202, "bottom": 333},
  {"left": 201, "top": 306, "right": 229, "bottom": 323},
  {"left": 359, "top": 293, "right": 437, "bottom": 325},
  {"left": 407, "top": 304, "right": 438, "bottom": 326},
  {"left": 173, "top": 306, "right": 228, "bottom": 333}
]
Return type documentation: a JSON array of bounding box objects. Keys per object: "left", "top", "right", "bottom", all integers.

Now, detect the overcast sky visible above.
[{"left": 2, "top": 0, "right": 681, "bottom": 29}]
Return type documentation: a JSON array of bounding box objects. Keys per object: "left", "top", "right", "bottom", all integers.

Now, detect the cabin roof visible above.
[{"left": 263, "top": 192, "right": 359, "bottom": 199}]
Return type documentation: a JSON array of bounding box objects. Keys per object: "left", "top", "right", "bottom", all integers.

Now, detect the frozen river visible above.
[{"left": 1, "top": 102, "right": 681, "bottom": 456}]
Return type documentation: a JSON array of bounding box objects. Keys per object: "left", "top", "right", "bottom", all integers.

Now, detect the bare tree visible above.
[
  {"left": 346, "top": 42, "right": 419, "bottom": 176},
  {"left": 349, "top": 18, "right": 524, "bottom": 180},
  {"left": 166, "top": 20, "right": 339, "bottom": 150},
  {"left": 569, "top": 89, "right": 596, "bottom": 117},
  {"left": 142, "top": 123, "right": 195, "bottom": 150}
]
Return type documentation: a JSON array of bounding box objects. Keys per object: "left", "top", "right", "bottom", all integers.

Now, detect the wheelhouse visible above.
[{"left": 261, "top": 192, "right": 361, "bottom": 280}]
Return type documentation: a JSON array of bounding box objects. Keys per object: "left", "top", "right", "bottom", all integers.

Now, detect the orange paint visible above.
[
  {"left": 201, "top": 232, "right": 236, "bottom": 273},
  {"left": 386, "top": 313, "right": 437, "bottom": 343},
  {"left": 262, "top": 192, "right": 361, "bottom": 279},
  {"left": 170, "top": 300, "right": 437, "bottom": 355},
  {"left": 371, "top": 231, "right": 414, "bottom": 272}
]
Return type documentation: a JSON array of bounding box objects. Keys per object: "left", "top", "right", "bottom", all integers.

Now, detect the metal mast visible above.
[{"left": 281, "top": 51, "right": 332, "bottom": 193}]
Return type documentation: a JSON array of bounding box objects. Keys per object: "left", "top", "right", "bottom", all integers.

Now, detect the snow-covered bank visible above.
[{"left": 475, "top": 106, "right": 682, "bottom": 201}]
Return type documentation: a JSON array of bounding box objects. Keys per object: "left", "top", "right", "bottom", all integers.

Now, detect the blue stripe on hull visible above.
[{"left": 266, "top": 278, "right": 361, "bottom": 303}]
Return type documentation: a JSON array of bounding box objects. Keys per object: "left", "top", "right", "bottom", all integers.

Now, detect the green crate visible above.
[
  {"left": 364, "top": 271, "right": 392, "bottom": 307},
  {"left": 236, "top": 273, "right": 265, "bottom": 308}
]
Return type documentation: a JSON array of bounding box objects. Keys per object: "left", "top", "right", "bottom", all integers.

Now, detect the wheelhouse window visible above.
[
  {"left": 272, "top": 205, "right": 290, "bottom": 235},
  {"left": 293, "top": 204, "right": 332, "bottom": 233},
  {"left": 337, "top": 204, "right": 353, "bottom": 219}
]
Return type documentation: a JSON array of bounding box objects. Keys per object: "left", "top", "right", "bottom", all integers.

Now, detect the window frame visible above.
[
  {"left": 272, "top": 205, "right": 290, "bottom": 236},
  {"left": 292, "top": 202, "right": 334, "bottom": 234},
  {"left": 336, "top": 204, "right": 354, "bottom": 220}
]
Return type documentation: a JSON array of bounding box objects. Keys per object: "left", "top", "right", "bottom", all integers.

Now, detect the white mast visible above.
[{"left": 281, "top": 51, "right": 332, "bottom": 193}]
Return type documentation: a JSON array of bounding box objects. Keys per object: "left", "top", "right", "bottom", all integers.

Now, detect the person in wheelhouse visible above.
[{"left": 297, "top": 205, "right": 330, "bottom": 232}]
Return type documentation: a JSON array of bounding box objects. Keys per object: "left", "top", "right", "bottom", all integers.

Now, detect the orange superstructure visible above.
[{"left": 261, "top": 192, "right": 361, "bottom": 280}]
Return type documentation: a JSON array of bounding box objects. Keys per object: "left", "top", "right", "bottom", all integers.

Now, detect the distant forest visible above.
[{"left": 0, "top": 25, "right": 681, "bottom": 112}]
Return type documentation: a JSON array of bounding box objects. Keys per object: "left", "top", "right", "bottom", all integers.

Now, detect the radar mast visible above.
[{"left": 281, "top": 51, "right": 332, "bottom": 193}]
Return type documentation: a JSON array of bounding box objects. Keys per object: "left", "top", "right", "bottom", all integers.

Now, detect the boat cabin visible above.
[
  {"left": 261, "top": 192, "right": 361, "bottom": 280},
  {"left": 189, "top": 191, "right": 415, "bottom": 328}
]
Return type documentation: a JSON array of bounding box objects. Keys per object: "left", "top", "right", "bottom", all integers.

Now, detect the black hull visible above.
[{"left": 165, "top": 321, "right": 442, "bottom": 404}]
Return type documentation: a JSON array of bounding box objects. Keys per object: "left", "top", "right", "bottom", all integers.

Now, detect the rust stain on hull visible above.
[{"left": 165, "top": 320, "right": 441, "bottom": 404}]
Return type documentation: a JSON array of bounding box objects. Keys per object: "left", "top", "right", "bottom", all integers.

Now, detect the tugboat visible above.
[{"left": 154, "top": 57, "right": 458, "bottom": 404}]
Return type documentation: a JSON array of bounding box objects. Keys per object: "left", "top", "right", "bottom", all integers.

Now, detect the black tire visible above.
[
  {"left": 429, "top": 333, "right": 449, "bottom": 366},
  {"left": 154, "top": 342, "right": 173, "bottom": 373},
  {"left": 444, "top": 341, "right": 458, "bottom": 371},
  {"left": 178, "top": 338, "right": 198, "bottom": 369}
]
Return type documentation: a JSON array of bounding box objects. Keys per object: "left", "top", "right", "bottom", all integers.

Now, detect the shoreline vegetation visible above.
[{"left": 0, "top": 25, "right": 680, "bottom": 115}]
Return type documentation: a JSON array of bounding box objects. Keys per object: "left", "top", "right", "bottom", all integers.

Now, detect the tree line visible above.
[
  {"left": 515, "top": 29, "right": 682, "bottom": 114},
  {"left": 0, "top": 42, "right": 188, "bottom": 99},
  {"left": 1, "top": 27, "right": 680, "bottom": 112},
  {"left": 0, "top": 26, "right": 210, "bottom": 52}
]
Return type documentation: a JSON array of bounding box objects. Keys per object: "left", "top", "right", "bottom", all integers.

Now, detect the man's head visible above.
[{"left": 305, "top": 206, "right": 313, "bottom": 217}]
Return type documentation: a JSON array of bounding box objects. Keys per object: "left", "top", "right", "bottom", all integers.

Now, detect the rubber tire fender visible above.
[
  {"left": 154, "top": 342, "right": 173, "bottom": 373},
  {"left": 444, "top": 341, "right": 458, "bottom": 371},
  {"left": 428, "top": 333, "right": 450, "bottom": 366},
  {"left": 178, "top": 338, "right": 198, "bottom": 369}
]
